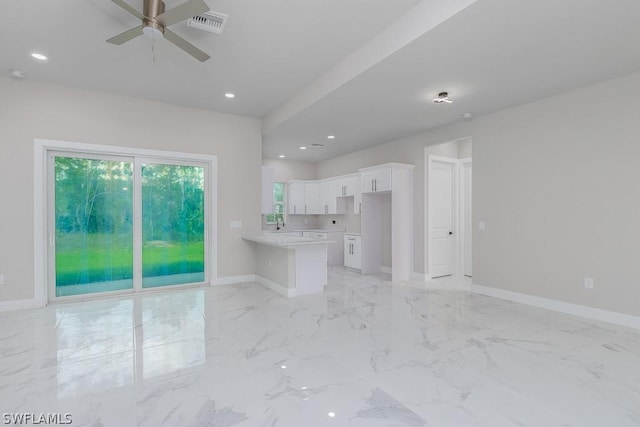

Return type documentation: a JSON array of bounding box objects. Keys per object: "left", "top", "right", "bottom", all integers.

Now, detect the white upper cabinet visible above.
[
  {"left": 336, "top": 174, "right": 359, "bottom": 197},
  {"left": 288, "top": 181, "right": 305, "bottom": 215},
  {"left": 360, "top": 165, "right": 392, "bottom": 193},
  {"left": 304, "top": 182, "right": 320, "bottom": 214},
  {"left": 289, "top": 181, "right": 321, "bottom": 214},
  {"left": 319, "top": 179, "right": 337, "bottom": 214}
]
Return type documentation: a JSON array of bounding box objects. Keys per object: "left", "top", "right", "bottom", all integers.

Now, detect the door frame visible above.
[
  {"left": 34, "top": 138, "right": 218, "bottom": 305},
  {"left": 459, "top": 158, "right": 472, "bottom": 277}
]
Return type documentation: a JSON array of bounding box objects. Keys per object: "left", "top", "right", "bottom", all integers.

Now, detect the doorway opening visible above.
[{"left": 425, "top": 138, "right": 472, "bottom": 279}]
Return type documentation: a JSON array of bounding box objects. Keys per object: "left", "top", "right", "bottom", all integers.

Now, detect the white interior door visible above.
[
  {"left": 429, "top": 158, "right": 455, "bottom": 278},
  {"left": 461, "top": 160, "right": 472, "bottom": 277}
]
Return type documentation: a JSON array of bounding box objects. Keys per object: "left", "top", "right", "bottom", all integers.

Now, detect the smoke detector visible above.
[
  {"left": 187, "top": 11, "right": 228, "bottom": 34},
  {"left": 433, "top": 92, "right": 453, "bottom": 104},
  {"left": 9, "top": 69, "right": 25, "bottom": 79}
]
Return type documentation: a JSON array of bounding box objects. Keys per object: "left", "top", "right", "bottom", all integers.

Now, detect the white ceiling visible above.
[{"left": 2, "top": 0, "right": 640, "bottom": 161}]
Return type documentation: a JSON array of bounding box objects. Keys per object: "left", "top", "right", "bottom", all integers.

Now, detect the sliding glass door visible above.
[
  {"left": 141, "top": 162, "right": 205, "bottom": 288},
  {"left": 49, "top": 152, "right": 209, "bottom": 299},
  {"left": 52, "top": 155, "right": 134, "bottom": 297}
]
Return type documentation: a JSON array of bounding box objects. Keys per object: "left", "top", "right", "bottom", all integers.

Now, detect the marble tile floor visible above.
[{"left": 1, "top": 268, "right": 639, "bottom": 426}]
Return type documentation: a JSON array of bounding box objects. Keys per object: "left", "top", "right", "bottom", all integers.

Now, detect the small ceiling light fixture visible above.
[
  {"left": 225, "top": 93, "right": 235, "bottom": 98},
  {"left": 327, "top": 135, "right": 335, "bottom": 140},
  {"left": 279, "top": 155, "right": 286, "bottom": 158},
  {"left": 299, "top": 146, "right": 307, "bottom": 150},
  {"left": 31, "top": 52, "right": 48, "bottom": 61},
  {"left": 9, "top": 69, "right": 25, "bottom": 79},
  {"left": 328, "top": 412, "right": 336, "bottom": 418},
  {"left": 462, "top": 112, "right": 473, "bottom": 120},
  {"left": 433, "top": 91, "right": 452, "bottom": 104}
]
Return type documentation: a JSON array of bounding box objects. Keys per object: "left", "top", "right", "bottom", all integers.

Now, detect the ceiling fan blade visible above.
[
  {"left": 111, "top": 0, "right": 144, "bottom": 20},
  {"left": 107, "top": 25, "right": 144, "bottom": 45},
  {"left": 156, "top": 0, "right": 208, "bottom": 27},
  {"left": 164, "top": 28, "right": 210, "bottom": 62}
]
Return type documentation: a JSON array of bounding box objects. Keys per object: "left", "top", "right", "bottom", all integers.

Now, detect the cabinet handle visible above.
[
  {"left": 374, "top": 179, "right": 377, "bottom": 192},
  {"left": 371, "top": 180, "right": 374, "bottom": 192},
  {"left": 359, "top": 202, "right": 362, "bottom": 213}
]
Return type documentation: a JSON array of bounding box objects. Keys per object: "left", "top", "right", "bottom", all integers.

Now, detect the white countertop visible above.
[
  {"left": 261, "top": 227, "right": 346, "bottom": 234},
  {"left": 243, "top": 233, "right": 334, "bottom": 248}
]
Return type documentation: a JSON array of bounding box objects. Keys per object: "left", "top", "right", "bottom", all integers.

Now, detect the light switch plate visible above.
[
  {"left": 230, "top": 221, "right": 242, "bottom": 229},
  {"left": 479, "top": 221, "right": 486, "bottom": 230}
]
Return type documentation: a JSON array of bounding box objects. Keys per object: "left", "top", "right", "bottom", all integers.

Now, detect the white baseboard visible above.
[
  {"left": 471, "top": 284, "right": 640, "bottom": 330},
  {"left": 214, "top": 274, "right": 256, "bottom": 286},
  {"left": 381, "top": 266, "right": 392, "bottom": 274},
  {"left": 0, "top": 298, "right": 44, "bottom": 313},
  {"left": 412, "top": 272, "right": 432, "bottom": 281},
  {"left": 255, "top": 275, "right": 296, "bottom": 298}
]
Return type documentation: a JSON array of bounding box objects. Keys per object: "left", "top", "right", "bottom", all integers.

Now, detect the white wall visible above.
[
  {"left": 0, "top": 77, "right": 262, "bottom": 303},
  {"left": 318, "top": 71, "right": 640, "bottom": 317},
  {"left": 262, "top": 158, "right": 317, "bottom": 181}
]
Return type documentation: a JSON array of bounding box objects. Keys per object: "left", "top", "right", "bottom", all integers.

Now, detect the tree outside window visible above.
[{"left": 266, "top": 182, "right": 286, "bottom": 224}]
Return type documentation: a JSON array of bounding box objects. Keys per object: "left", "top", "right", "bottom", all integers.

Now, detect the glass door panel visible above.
[
  {"left": 141, "top": 163, "right": 205, "bottom": 288},
  {"left": 54, "top": 156, "right": 133, "bottom": 297}
]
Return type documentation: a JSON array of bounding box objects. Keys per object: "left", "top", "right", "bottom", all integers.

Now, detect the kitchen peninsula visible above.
[{"left": 242, "top": 233, "right": 332, "bottom": 297}]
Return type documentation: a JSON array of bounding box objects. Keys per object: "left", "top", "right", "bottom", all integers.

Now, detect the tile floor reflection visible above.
[{"left": 0, "top": 268, "right": 639, "bottom": 426}]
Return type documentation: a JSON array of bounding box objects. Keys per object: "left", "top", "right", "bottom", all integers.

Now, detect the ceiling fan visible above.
[{"left": 107, "top": 0, "right": 211, "bottom": 62}]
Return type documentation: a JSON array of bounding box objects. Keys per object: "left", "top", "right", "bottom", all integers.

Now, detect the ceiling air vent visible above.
[{"left": 187, "top": 11, "right": 228, "bottom": 34}]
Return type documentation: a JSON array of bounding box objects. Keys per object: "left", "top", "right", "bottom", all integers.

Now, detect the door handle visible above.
[{"left": 449, "top": 231, "right": 453, "bottom": 235}]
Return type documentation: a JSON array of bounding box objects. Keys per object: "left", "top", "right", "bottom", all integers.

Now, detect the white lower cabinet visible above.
[
  {"left": 302, "top": 231, "right": 344, "bottom": 265},
  {"left": 344, "top": 234, "right": 361, "bottom": 270}
]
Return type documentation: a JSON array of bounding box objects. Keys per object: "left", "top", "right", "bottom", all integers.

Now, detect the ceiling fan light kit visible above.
[{"left": 107, "top": 0, "right": 212, "bottom": 62}]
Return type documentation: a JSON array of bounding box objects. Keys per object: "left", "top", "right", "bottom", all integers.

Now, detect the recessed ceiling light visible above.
[
  {"left": 328, "top": 412, "right": 336, "bottom": 418},
  {"left": 31, "top": 53, "right": 48, "bottom": 61},
  {"left": 433, "top": 91, "right": 452, "bottom": 104},
  {"left": 280, "top": 365, "right": 287, "bottom": 369},
  {"left": 225, "top": 93, "right": 235, "bottom": 98},
  {"left": 299, "top": 146, "right": 307, "bottom": 150},
  {"left": 327, "top": 135, "right": 335, "bottom": 139},
  {"left": 279, "top": 155, "right": 285, "bottom": 158}
]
